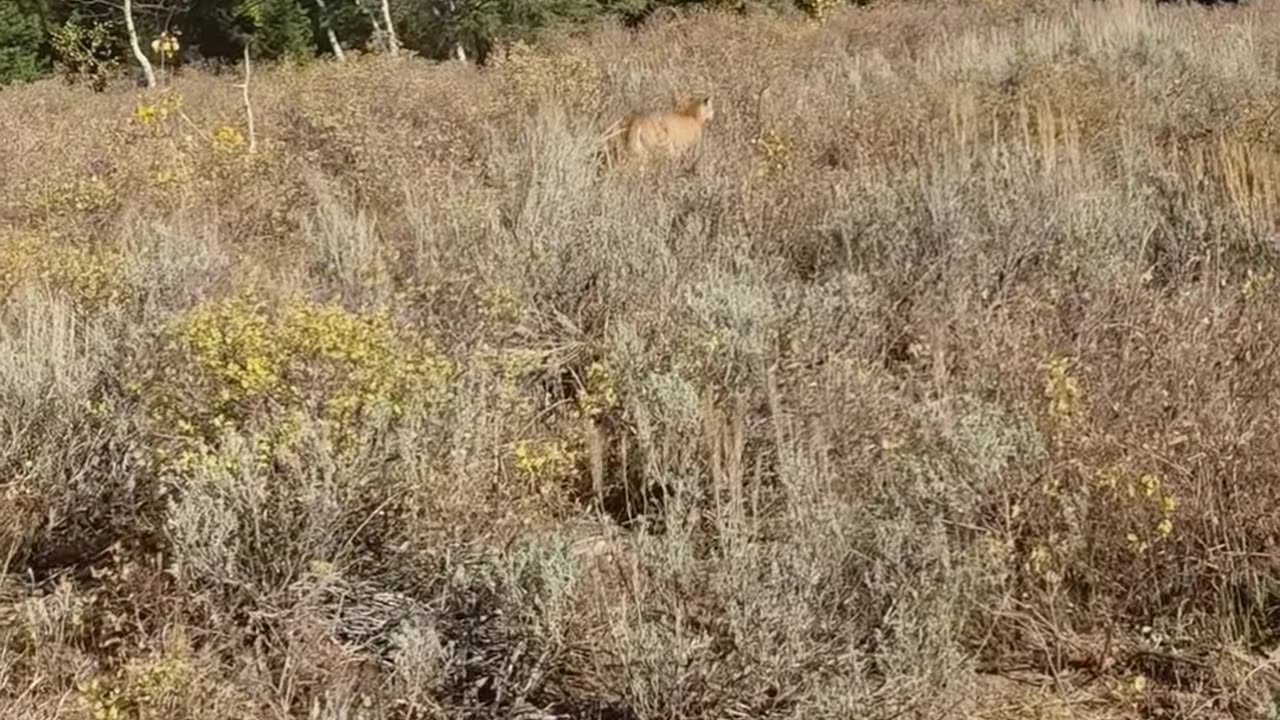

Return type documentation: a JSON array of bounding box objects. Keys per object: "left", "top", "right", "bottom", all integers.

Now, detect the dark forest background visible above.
[{"left": 0, "top": 0, "right": 870, "bottom": 86}]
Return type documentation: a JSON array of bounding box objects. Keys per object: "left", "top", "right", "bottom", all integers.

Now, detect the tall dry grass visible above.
[{"left": 4, "top": 0, "right": 1280, "bottom": 717}]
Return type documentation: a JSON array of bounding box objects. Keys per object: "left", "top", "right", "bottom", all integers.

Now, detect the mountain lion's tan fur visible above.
[{"left": 601, "top": 96, "right": 715, "bottom": 168}]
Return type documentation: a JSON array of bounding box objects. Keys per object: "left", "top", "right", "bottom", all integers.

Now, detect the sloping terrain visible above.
[{"left": 3, "top": 1, "right": 1280, "bottom": 717}]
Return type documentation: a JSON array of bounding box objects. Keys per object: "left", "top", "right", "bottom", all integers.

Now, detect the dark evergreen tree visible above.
[
  {"left": 0, "top": 0, "right": 49, "bottom": 84},
  {"left": 235, "top": 0, "right": 316, "bottom": 60}
]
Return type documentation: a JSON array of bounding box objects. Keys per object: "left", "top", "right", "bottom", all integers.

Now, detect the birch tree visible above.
[
  {"left": 312, "top": 0, "right": 345, "bottom": 60},
  {"left": 380, "top": 0, "right": 398, "bottom": 55},
  {"left": 373, "top": 0, "right": 399, "bottom": 54},
  {"left": 124, "top": 0, "right": 156, "bottom": 87},
  {"left": 354, "top": 0, "right": 397, "bottom": 55}
]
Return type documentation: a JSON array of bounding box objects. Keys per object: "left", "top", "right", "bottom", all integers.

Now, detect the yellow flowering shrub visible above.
[
  {"left": 211, "top": 123, "right": 245, "bottom": 151},
  {"left": 76, "top": 631, "right": 196, "bottom": 720},
  {"left": 1043, "top": 353, "right": 1082, "bottom": 428},
  {"left": 1095, "top": 464, "right": 1179, "bottom": 555},
  {"left": 140, "top": 292, "right": 455, "bottom": 467},
  {"left": 576, "top": 361, "right": 618, "bottom": 420},
  {"left": 1022, "top": 352, "right": 1183, "bottom": 598},
  {"left": 513, "top": 438, "right": 581, "bottom": 499},
  {"left": 470, "top": 346, "right": 617, "bottom": 504},
  {"left": 131, "top": 88, "right": 185, "bottom": 132},
  {"left": 1241, "top": 267, "right": 1275, "bottom": 301},
  {"left": 0, "top": 233, "right": 127, "bottom": 309},
  {"left": 751, "top": 127, "right": 792, "bottom": 177},
  {"left": 151, "top": 31, "right": 180, "bottom": 61},
  {"left": 277, "top": 298, "right": 455, "bottom": 422},
  {"left": 480, "top": 282, "right": 524, "bottom": 326},
  {"left": 17, "top": 173, "right": 119, "bottom": 222}
]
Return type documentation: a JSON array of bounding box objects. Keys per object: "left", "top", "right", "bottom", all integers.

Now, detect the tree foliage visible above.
[
  {"left": 395, "top": 0, "right": 653, "bottom": 63},
  {"left": 0, "top": 0, "right": 48, "bottom": 84},
  {"left": 236, "top": 0, "right": 317, "bottom": 60},
  {"left": 49, "top": 17, "right": 123, "bottom": 90},
  {"left": 0, "top": 0, "right": 846, "bottom": 85}
]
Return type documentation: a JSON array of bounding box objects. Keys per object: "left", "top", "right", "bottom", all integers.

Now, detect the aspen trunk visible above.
[
  {"left": 380, "top": 0, "right": 399, "bottom": 55},
  {"left": 314, "top": 0, "right": 346, "bottom": 61},
  {"left": 447, "top": 0, "right": 465, "bottom": 61},
  {"left": 240, "top": 45, "right": 257, "bottom": 154},
  {"left": 123, "top": 0, "right": 156, "bottom": 88}
]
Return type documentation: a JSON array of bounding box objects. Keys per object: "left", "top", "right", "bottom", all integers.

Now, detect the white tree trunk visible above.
[
  {"left": 123, "top": 0, "right": 156, "bottom": 88},
  {"left": 446, "top": 0, "right": 465, "bottom": 62},
  {"left": 313, "top": 0, "right": 346, "bottom": 61},
  {"left": 380, "top": 0, "right": 399, "bottom": 55},
  {"left": 240, "top": 45, "right": 257, "bottom": 154},
  {"left": 363, "top": 1, "right": 386, "bottom": 43}
]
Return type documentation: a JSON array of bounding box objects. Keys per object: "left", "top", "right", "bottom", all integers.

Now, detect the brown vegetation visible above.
[{"left": 3, "top": 0, "right": 1280, "bottom": 718}]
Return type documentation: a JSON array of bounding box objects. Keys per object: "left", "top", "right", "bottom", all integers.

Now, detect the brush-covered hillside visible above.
[{"left": 3, "top": 1, "right": 1280, "bottom": 718}]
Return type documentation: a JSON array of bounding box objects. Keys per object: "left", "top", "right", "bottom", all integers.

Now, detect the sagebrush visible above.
[{"left": 3, "top": 1, "right": 1280, "bottom": 718}]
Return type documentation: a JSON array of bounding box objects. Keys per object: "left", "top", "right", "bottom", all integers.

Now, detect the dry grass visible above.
[{"left": 4, "top": 0, "right": 1280, "bottom": 717}]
